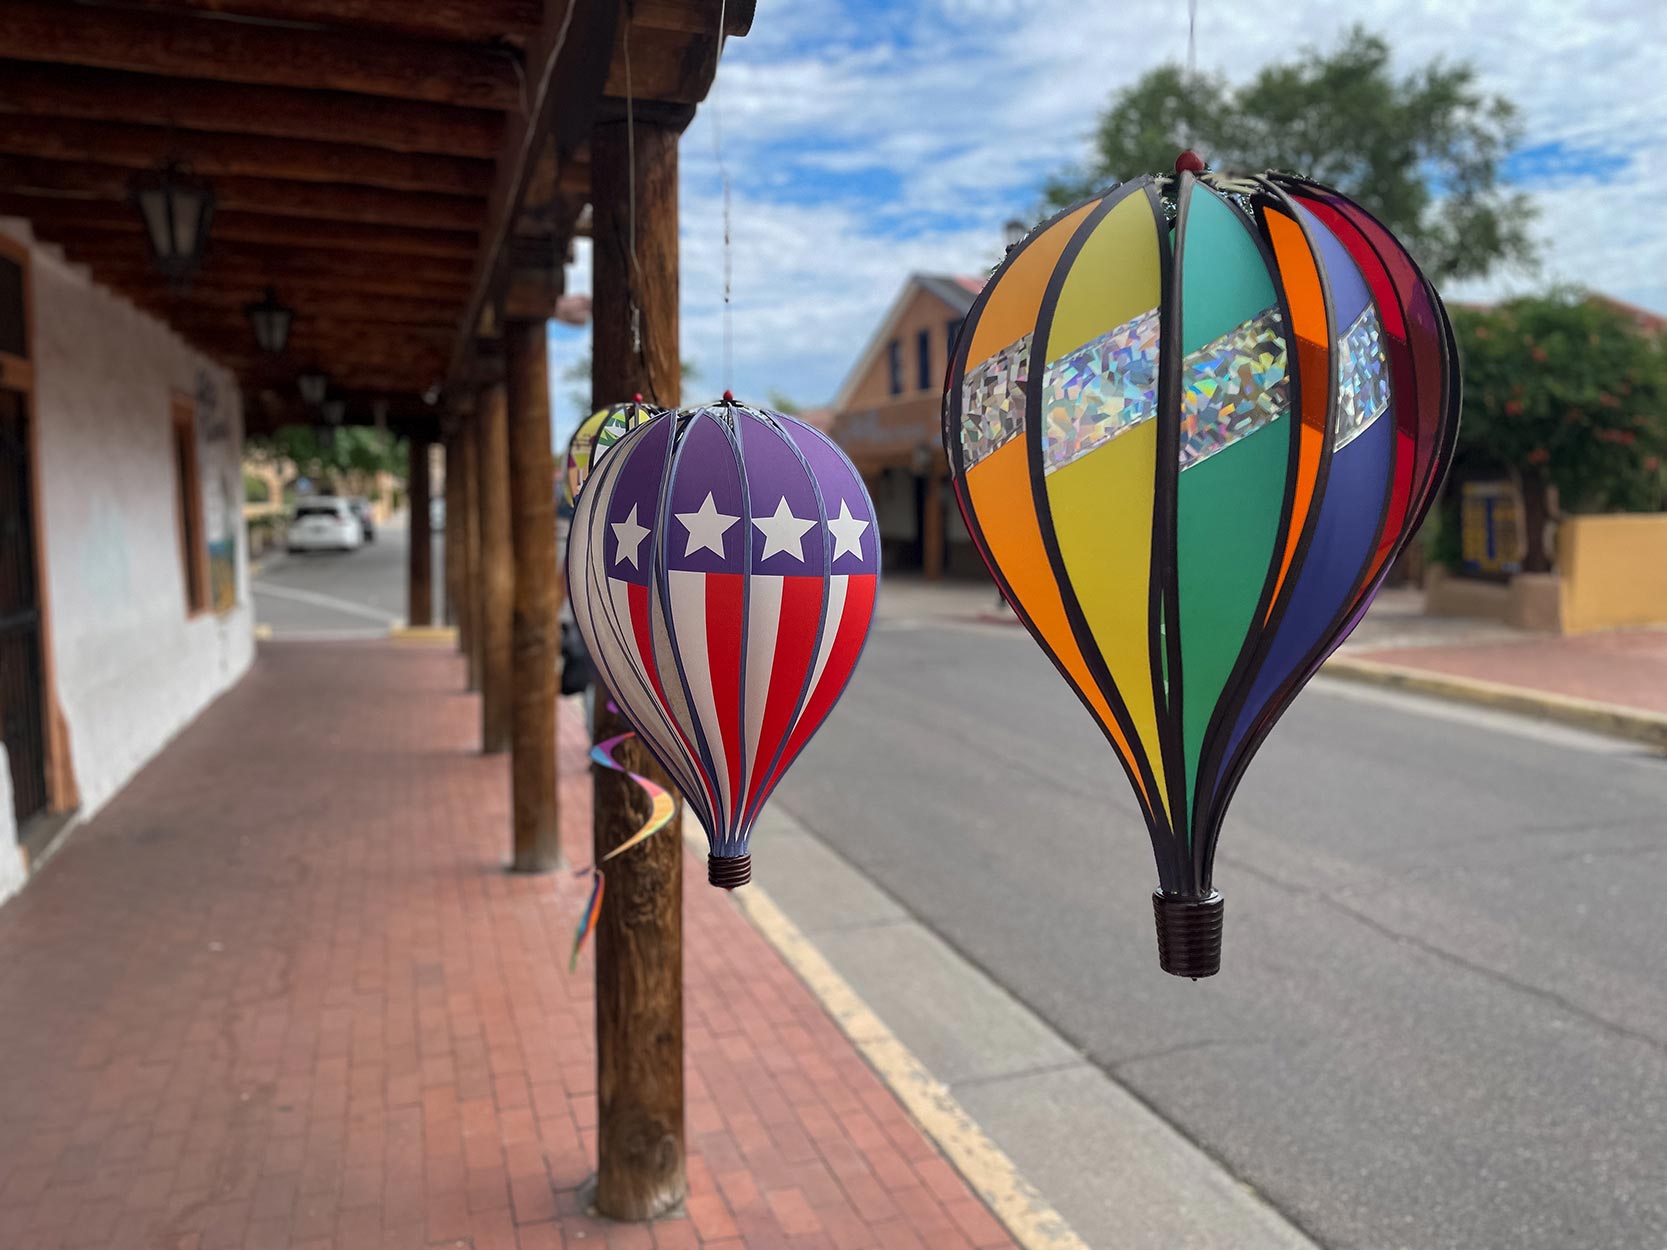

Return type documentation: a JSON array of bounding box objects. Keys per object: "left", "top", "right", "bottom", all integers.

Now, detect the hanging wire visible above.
[
  {"left": 1180, "top": 0, "right": 1199, "bottom": 156},
  {"left": 622, "top": 18, "right": 648, "bottom": 394},
  {"left": 710, "top": 0, "right": 734, "bottom": 394}
]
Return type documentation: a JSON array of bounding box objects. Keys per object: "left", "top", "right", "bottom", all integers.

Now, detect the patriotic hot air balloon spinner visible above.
[
  {"left": 568, "top": 397, "right": 880, "bottom": 888},
  {"left": 945, "top": 159, "right": 1459, "bottom": 977}
]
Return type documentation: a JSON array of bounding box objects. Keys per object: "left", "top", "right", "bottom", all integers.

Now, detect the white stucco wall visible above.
[{"left": 0, "top": 222, "right": 254, "bottom": 903}]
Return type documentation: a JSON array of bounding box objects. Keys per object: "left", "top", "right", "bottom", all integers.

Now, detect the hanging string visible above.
[
  {"left": 621, "top": 17, "right": 650, "bottom": 399},
  {"left": 1180, "top": 0, "right": 1199, "bottom": 157},
  {"left": 709, "top": 0, "right": 734, "bottom": 394}
]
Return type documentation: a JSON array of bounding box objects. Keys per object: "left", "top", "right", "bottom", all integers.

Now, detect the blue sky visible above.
[{"left": 551, "top": 0, "right": 1667, "bottom": 446}]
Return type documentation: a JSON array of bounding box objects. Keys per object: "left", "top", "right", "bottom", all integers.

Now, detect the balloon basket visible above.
[
  {"left": 1152, "top": 890, "right": 1223, "bottom": 978},
  {"left": 708, "top": 853, "right": 752, "bottom": 890}
]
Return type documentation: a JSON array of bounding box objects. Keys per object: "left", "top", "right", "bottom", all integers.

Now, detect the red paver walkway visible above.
[
  {"left": 0, "top": 642, "right": 1017, "bottom": 1250},
  {"left": 1353, "top": 627, "right": 1667, "bottom": 716}
]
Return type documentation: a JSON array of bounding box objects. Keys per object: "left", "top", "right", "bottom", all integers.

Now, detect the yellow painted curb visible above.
[
  {"left": 1323, "top": 655, "right": 1667, "bottom": 751},
  {"left": 389, "top": 624, "right": 459, "bottom": 645},
  {"left": 728, "top": 879, "right": 1089, "bottom": 1250}
]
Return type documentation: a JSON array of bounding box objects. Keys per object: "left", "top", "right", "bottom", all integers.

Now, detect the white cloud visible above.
[{"left": 574, "top": 0, "right": 1667, "bottom": 404}]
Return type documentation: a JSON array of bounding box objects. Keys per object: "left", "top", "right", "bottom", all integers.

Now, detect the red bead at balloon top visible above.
[{"left": 1175, "top": 149, "right": 1207, "bottom": 174}]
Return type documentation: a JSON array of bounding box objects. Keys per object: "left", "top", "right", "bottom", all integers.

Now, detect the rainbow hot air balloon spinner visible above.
[{"left": 944, "top": 161, "right": 1459, "bottom": 976}]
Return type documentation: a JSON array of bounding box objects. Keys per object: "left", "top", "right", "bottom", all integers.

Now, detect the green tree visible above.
[
  {"left": 246, "top": 425, "right": 408, "bottom": 495},
  {"left": 1042, "top": 26, "right": 1535, "bottom": 283},
  {"left": 1452, "top": 292, "right": 1667, "bottom": 571},
  {"left": 765, "top": 390, "right": 801, "bottom": 415}
]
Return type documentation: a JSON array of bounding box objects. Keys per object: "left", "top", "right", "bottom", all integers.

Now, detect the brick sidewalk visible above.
[
  {"left": 1352, "top": 627, "right": 1667, "bottom": 716},
  {"left": 0, "top": 642, "right": 1017, "bottom": 1250}
]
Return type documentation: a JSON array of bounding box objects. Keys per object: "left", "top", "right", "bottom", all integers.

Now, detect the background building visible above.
[{"left": 828, "top": 273, "right": 988, "bottom": 579}]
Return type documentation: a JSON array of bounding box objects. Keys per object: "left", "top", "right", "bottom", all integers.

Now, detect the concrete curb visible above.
[
  {"left": 1323, "top": 655, "right": 1667, "bottom": 751},
  {"left": 389, "top": 624, "right": 458, "bottom": 645},
  {"left": 728, "top": 877, "right": 1091, "bottom": 1250}
]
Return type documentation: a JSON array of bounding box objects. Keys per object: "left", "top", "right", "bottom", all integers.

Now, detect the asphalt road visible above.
[
  {"left": 258, "top": 536, "right": 1667, "bottom": 1247},
  {"left": 252, "top": 513, "right": 442, "bottom": 637},
  {"left": 774, "top": 613, "right": 1667, "bottom": 1250}
]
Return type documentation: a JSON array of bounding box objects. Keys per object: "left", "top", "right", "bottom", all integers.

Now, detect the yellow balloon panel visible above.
[
  {"left": 1044, "top": 422, "right": 1168, "bottom": 818},
  {"left": 963, "top": 440, "right": 1149, "bottom": 806},
  {"left": 1045, "top": 193, "right": 1161, "bottom": 357},
  {"left": 965, "top": 201, "right": 1101, "bottom": 367}
]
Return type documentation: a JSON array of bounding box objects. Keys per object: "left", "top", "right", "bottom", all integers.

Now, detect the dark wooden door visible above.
[{"left": 0, "top": 387, "right": 47, "bottom": 827}]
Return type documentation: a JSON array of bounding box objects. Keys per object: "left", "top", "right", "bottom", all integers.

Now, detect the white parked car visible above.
[{"left": 286, "top": 497, "right": 364, "bottom": 553}]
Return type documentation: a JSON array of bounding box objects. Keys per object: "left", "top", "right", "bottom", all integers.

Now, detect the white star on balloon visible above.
[
  {"left": 827, "top": 499, "right": 870, "bottom": 562},
  {"left": 752, "top": 496, "right": 817, "bottom": 562},
  {"left": 675, "top": 491, "right": 740, "bottom": 558},
  {"left": 611, "top": 504, "right": 650, "bottom": 569}
]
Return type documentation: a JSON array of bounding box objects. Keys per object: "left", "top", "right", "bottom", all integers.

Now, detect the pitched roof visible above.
[{"left": 830, "top": 272, "right": 985, "bottom": 411}]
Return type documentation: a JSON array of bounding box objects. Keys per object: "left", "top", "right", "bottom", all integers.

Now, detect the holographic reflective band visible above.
[
  {"left": 1034, "top": 305, "right": 1290, "bottom": 475},
  {"left": 959, "top": 332, "right": 1031, "bottom": 468},
  {"left": 568, "top": 724, "right": 677, "bottom": 971},
  {"left": 1333, "top": 303, "right": 1392, "bottom": 451}
]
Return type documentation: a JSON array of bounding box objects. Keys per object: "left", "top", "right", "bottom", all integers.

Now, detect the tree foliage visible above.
[
  {"left": 1453, "top": 293, "right": 1667, "bottom": 521},
  {"left": 1042, "top": 27, "right": 1536, "bottom": 283},
  {"left": 246, "top": 425, "right": 408, "bottom": 492}
]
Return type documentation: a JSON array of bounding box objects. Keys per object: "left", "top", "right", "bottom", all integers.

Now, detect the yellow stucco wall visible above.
[{"left": 1560, "top": 514, "right": 1667, "bottom": 633}]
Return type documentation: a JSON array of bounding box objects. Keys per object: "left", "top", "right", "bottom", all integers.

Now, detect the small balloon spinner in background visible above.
[
  {"left": 944, "top": 157, "right": 1459, "bottom": 977},
  {"left": 561, "top": 396, "right": 666, "bottom": 519},
  {"left": 567, "top": 397, "right": 880, "bottom": 887}
]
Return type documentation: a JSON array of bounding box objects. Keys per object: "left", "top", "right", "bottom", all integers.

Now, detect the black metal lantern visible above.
[
  {"left": 297, "top": 370, "right": 328, "bottom": 407},
  {"left": 243, "top": 286, "right": 293, "bottom": 355},
  {"left": 130, "top": 160, "right": 215, "bottom": 286}
]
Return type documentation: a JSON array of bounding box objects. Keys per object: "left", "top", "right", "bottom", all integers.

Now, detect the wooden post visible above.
[
  {"left": 505, "top": 316, "right": 560, "bottom": 871},
  {"left": 442, "top": 428, "right": 463, "bottom": 628},
  {"left": 922, "top": 460, "right": 945, "bottom": 581},
  {"left": 407, "top": 436, "right": 434, "bottom": 626},
  {"left": 590, "top": 114, "right": 685, "bottom": 1222},
  {"left": 478, "top": 384, "right": 514, "bottom": 754},
  {"left": 461, "top": 415, "right": 483, "bottom": 690}
]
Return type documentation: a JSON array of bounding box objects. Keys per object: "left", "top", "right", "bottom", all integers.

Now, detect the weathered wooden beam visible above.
[
  {"left": 408, "top": 437, "right": 435, "bottom": 627},
  {"left": 502, "top": 264, "right": 562, "bottom": 321},
  {"left": 443, "top": 427, "right": 465, "bottom": 630},
  {"left": 0, "top": 62, "right": 502, "bottom": 157},
  {"left": 0, "top": 194, "right": 479, "bottom": 259},
  {"left": 118, "top": 0, "right": 543, "bottom": 45},
  {"left": 590, "top": 113, "right": 685, "bottom": 1223},
  {"left": 123, "top": 286, "right": 462, "bottom": 329},
  {"left": 0, "top": 1, "right": 520, "bottom": 107},
  {"left": 603, "top": 27, "right": 716, "bottom": 106},
  {"left": 0, "top": 157, "right": 484, "bottom": 231},
  {"left": 461, "top": 414, "right": 484, "bottom": 692},
  {"left": 477, "top": 384, "right": 514, "bottom": 755},
  {"left": 633, "top": 0, "right": 756, "bottom": 36},
  {"left": 55, "top": 237, "right": 475, "bottom": 289},
  {"left": 505, "top": 317, "right": 560, "bottom": 872},
  {"left": 449, "top": 0, "right": 620, "bottom": 386},
  {"left": 0, "top": 116, "right": 493, "bottom": 196}
]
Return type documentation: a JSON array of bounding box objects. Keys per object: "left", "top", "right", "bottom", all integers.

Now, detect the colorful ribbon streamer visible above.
[{"left": 568, "top": 728, "right": 677, "bottom": 970}]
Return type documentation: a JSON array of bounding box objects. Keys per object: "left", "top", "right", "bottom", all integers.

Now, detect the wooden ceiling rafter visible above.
[
  {"left": 0, "top": 1, "right": 522, "bottom": 108},
  {"left": 0, "top": 0, "right": 754, "bottom": 418},
  {"left": 0, "top": 116, "right": 496, "bottom": 197},
  {"left": 0, "top": 63, "right": 504, "bottom": 158}
]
